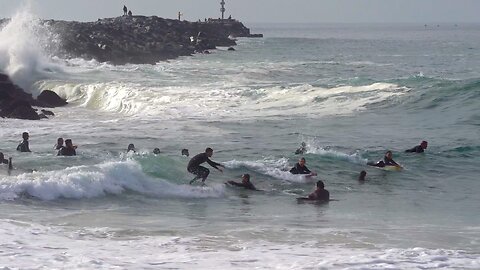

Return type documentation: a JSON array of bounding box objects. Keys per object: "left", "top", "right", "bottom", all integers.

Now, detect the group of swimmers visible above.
[{"left": 1, "top": 131, "right": 428, "bottom": 203}]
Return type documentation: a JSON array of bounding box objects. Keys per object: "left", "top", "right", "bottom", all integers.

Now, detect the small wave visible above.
[
  {"left": 303, "top": 143, "right": 367, "bottom": 165},
  {"left": 0, "top": 160, "right": 225, "bottom": 201}
]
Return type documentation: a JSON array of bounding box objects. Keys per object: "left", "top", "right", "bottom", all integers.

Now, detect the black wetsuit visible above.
[
  {"left": 16, "top": 140, "right": 31, "bottom": 152},
  {"left": 187, "top": 153, "right": 221, "bottom": 180},
  {"left": 405, "top": 145, "right": 424, "bottom": 153},
  {"left": 227, "top": 181, "right": 257, "bottom": 191},
  {"left": 58, "top": 147, "right": 76, "bottom": 156},
  {"left": 308, "top": 189, "right": 330, "bottom": 201},
  {"left": 289, "top": 163, "right": 312, "bottom": 175}
]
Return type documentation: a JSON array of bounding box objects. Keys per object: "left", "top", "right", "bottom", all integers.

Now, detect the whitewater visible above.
[{"left": 1, "top": 8, "right": 479, "bottom": 270}]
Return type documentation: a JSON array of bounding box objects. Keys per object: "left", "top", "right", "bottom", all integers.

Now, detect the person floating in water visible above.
[
  {"left": 123, "top": 5, "right": 128, "bottom": 16},
  {"left": 295, "top": 142, "right": 307, "bottom": 155},
  {"left": 153, "top": 148, "right": 161, "bottom": 154},
  {"left": 16, "top": 132, "right": 31, "bottom": 152},
  {"left": 0, "top": 152, "right": 13, "bottom": 170},
  {"left": 127, "top": 144, "right": 136, "bottom": 153},
  {"left": 226, "top": 174, "right": 257, "bottom": 191},
  {"left": 367, "top": 151, "right": 401, "bottom": 168},
  {"left": 358, "top": 170, "right": 367, "bottom": 181},
  {"left": 181, "top": 149, "right": 189, "bottom": 157},
  {"left": 290, "top": 157, "right": 317, "bottom": 176},
  {"left": 58, "top": 139, "right": 77, "bottom": 156},
  {"left": 187, "top": 147, "right": 224, "bottom": 184},
  {"left": 54, "top": 137, "right": 64, "bottom": 150},
  {"left": 308, "top": 180, "right": 330, "bottom": 201},
  {"left": 405, "top": 141, "right": 428, "bottom": 153}
]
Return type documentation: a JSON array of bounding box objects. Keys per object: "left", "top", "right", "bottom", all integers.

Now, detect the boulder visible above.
[
  {"left": 37, "top": 90, "right": 68, "bottom": 107},
  {"left": 0, "top": 100, "right": 40, "bottom": 120}
]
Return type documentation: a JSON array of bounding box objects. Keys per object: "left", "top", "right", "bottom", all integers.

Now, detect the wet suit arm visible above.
[{"left": 206, "top": 158, "right": 223, "bottom": 170}]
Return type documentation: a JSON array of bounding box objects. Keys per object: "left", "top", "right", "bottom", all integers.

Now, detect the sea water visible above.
[{"left": 0, "top": 10, "right": 479, "bottom": 269}]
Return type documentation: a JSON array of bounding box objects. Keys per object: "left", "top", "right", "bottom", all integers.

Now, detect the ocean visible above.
[{"left": 0, "top": 10, "right": 479, "bottom": 269}]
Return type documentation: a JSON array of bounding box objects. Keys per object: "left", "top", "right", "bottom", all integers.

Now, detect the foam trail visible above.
[
  {"left": 0, "top": 1, "right": 60, "bottom": 94},
  {"left": 0, "top": 160, "right": 225, "bottom": 201},
  {"left": 224, "top": 158, "right": 314, "bottom": 183}
]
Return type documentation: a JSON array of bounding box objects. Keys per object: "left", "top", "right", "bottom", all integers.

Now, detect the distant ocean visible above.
[{"left": 1, "top": 10, "right": 479, "bottom": 269}]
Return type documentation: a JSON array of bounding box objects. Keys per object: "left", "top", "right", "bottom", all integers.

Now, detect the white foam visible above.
[
  {"left": 0, "top": 3, "right": 60, "bottom": 94},
  {"left": 0, "top": 160, "right": 225, "bottom": 201},
  {"left": 35, "top": 79, "right": 408, "bottom": 120},
  {"left": 0, "top": 221, "right": 477, "bottom": 269}
]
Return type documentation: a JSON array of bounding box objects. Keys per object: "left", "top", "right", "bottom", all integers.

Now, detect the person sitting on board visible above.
[
  {"left": 0, "top": 152, "right": 13, "bottom": 170},
  {"left": 58, "top": 139, "right": 77, "bottom": 156},
  {"left": 54, "top": 137, "right": 64, "bottom": 150},
  {"left": 127, "top": 143, "right": 136, "bottom": 153},
  {"left": 358, "top": 170, "right": 367, "bottom": 181},
  {"left": 188, "top": 147, "right": 224, "bottom": 184},
  {"left": 367, "top": 151, "right": 400, "bottom": 168},
  {"left": 181, "top": 149, "right": 189, "bottom": 157},
  {"left": 307, "top": 180, "right": 330, "bottom": 201},
  {"left": 405, "top": 140, "right": 428, "bottom": 153},
  {"left": 295, "top": 142, "right": 307, "bottom": 155},
  {"left": 226, "top": 174, "right": 257, "bottom": 191},
  {"left": 16, "top": 132, "right": 31, "bottom": 152},
  {"left": 289, "top": 157, "right": 317, "bottom": 176}
]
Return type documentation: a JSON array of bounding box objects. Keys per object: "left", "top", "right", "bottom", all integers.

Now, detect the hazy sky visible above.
[{"left": 1, "top": 0, "right": 480, "bottom": 23}]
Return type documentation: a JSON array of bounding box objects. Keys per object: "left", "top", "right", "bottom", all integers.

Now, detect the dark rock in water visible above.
[
  {"left": 40, "top": 109, "right": 55, "bottom": 116},
  {"left": 0, "top": 73, "right": 56, "bottom": 120},
  {"left": 1, "top": 100, "right": 40, "bottom": 120},
  {"left": 227, "top": 47, "right": 235, "bottom": 51},
  {"left": 0, "top": 73, "right": 10, "bottom": 82},
  {"left": 38, "top": 113, "right": 49, "bottom": 119},
  {"left": 37, "top": 90, "right": 68, "bottom": 107}
]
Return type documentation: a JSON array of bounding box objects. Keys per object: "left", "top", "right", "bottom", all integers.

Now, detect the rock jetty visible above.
[{"left": 44, "top": 16, "right": 260, "bottom": 65}]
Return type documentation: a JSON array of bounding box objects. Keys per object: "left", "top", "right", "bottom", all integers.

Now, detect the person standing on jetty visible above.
[
  {"left": 123, "top": 5, "right": 128, "bottom": 16},
  {"left": 187, "top": 148, "right": 224, "bottom": 185}
]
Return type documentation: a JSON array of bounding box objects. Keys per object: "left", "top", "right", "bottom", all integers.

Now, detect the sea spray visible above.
[{"left": 0, "top": 2, "right": 60, "bottom": 94}]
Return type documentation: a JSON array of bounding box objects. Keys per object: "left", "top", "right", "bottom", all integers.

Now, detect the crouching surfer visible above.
[
  {"left": 188, "top": 147, "right": 224, "bottom": 185},
  {"left": 226, "top": 174, "right": 258, "bottom": 191}
]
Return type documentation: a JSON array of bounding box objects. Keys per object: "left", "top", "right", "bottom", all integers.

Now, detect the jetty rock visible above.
[
  {"left": 0, "top": 73, "right": 66, "bottom": 120},
  {"left": 46, "top": 16, "right": 258, "bottom": 65}
]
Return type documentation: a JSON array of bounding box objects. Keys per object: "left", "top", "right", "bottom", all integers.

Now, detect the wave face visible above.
[{"left": 0, "top": 160, "right": 225, "bottom": 201}]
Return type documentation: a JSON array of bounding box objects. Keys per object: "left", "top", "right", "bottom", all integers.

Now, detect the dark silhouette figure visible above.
[
  {"left": 123, "top": 5, "right": 128, "bottom": 16},
  {"left": 127, "top": 144, "right": 136, "bottom": 153},
  {"left": 308, "top": 180, "right": 330, "bottom": 201},
  {"left": 58, "top": 139, "right": 77, "bottom": 156},
  {"left": 226, "top": 174, "right": 257, "bottom": 191},
  {"left": 405, "top": 141, "right": 428, "bottom": 153},
  {"left": 187, "top": 148, "right": 224, "bottom": 184},
  {"left": 128, "top": 10, "right": 132, "bottom": 16},
  {"left": 358, "top": 170, "right": 367, "bottom": 181},
  {"left": 16, "top": 132, "right": 31, "bottom": 152}
]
